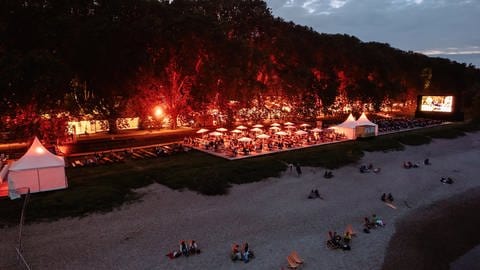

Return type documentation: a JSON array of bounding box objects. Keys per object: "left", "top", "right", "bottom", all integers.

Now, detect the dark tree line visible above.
[{"left": 1, "top": 0, "right": 479, "bottom": 141}]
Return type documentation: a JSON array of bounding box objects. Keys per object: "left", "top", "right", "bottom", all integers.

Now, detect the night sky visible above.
[{"left": 265, "top": 0, "right": 480, "bottom": 67}]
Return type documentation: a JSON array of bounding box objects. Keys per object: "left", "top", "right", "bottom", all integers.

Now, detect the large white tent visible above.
[
  {"left": 8, "top": 137, "right": 67, "bottom": 198},
  {"left": 332, "top": 113, "right": 358, "bottom": 139},
  {"left": 355, "top": 112, "right": 378, "bottom": 138}
]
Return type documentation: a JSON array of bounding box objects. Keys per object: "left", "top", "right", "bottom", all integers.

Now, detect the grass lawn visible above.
[{"left": 0, "top": 122, "right": 478, "bottom": 225}]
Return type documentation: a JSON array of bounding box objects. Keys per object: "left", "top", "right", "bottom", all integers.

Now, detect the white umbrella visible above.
[
  {"left": 294, "top": 130, "right": 308, "bottom": 135},
  {"left": 269, "top": 126, "right": 281, "bottom": 130},
  {"left": 285, "top": 125, "right": 296, "bottom": 129},
  {"left": 311, "top": 128, "right": 322, "bottom": 132},
  {"left": 270, "top": 123, "right": 281, "bottom": 127},
  {"left": 300, "top": 123, "right": 311, "bottom": 127},
  {"left": 250, "top": 127, "right": 263, "bottom": 132},
  {"left": 284, "top": 122, "right": 294, "bottom": 126},
  {"left": 231, "top": 129, "right": 242, "bottom": 133},
  {"left": 238, "top": 137, "right": 252, "bottom": 142},
  {"left": 216, "top": 127, "right": 228, "bottom": 132},
  {"left": 236, "top": 125, "right": 247, "bottom": 130},
  {"left": 196, "top": 128, "right": 209, "bottom": 134},
  {"left": 256, "top": 134, "right": 270, "bottom": 139},
  {"left": 275, "top": 131, "right": 288, "bottom": 136},
  {"left": 209, "top": 131, "right": 223, "bottom": 136},
  {"left": 253, "top": 124, "right": 264, "bottom": 128}
]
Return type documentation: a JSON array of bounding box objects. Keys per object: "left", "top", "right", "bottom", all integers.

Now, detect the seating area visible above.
[
  {"left": 185, "top": 123, "right": 348, "bottom": 160},
  {"left": 374, "top": 117, "right": 444, "bottom": 133},
  {"left": 67, "top": 144, "right": 190, "bottom": 168}
]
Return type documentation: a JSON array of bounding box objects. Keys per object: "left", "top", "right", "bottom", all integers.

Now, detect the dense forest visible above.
[{"left": 1, "top": 0, "right": 479, "bottom": 142}]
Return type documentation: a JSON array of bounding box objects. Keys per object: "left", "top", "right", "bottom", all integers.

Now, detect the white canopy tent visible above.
[
  {"left": 355, "top": 112, "right": 378, "bottom": 138},
  {"left": 332, "top": 113, "right": 358, "bottom": 139},
  {"left": 8, "top": 137, "right": 67, "bottom": 198}
]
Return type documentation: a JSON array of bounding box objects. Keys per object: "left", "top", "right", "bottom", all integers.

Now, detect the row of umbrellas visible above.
[{"left": 197, "top": 123, "right": 324, "bottom": 141}]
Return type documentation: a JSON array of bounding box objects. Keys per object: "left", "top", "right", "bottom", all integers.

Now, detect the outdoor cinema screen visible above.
[{"left": 420, "top": 95, "right": 453, "bottom": 113}]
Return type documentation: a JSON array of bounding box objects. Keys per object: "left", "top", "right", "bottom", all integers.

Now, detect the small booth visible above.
[
  {"left": 355, "top": 112, "right": 378, "bottom": 138},
  {"left": 8, "top": 137, "right": 68, "bottom": 199}
]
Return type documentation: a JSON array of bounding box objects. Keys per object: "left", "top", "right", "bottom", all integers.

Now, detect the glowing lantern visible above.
[
  {"left": 154, "top": 106, "right": 163, "bottom": 118},
  {"left": 35, "top": 147, "right": 45, "bottom": 154}
]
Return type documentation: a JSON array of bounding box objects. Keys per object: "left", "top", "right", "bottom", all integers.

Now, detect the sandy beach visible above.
[{"left": 1, "top": 131, "right": 480, "bottom": 270}]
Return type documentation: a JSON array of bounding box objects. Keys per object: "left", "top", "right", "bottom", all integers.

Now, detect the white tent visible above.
[
  {"left": 332, "top": 113, "right": 358, "bottom": 139},
  {"left": 355, "top": 112, "right": 378, "bottom": 138},
  {"left": 8, "top": 137, "right": 67, "bottom": 198}
]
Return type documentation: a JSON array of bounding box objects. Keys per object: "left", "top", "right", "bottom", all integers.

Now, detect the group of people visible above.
[
  {"left": 326, "top": 230, "right": 352, "bottom": 251},
  {"left": 403, "top": 161, "right": 420, "bottom": 169},
  {"left": 440, "top": 177, "right": 454, "bottom": 184},
  {"left": 381, "top": 193, "right": 394, "bottom": 203},
  {"left": 359, "top": 163, "right": 381, "bottom": 173},
  {"left": 231, "top": 242, "right": 254, "bottom": 263},
  {"left": 308, "top": 189, "right": 321, "bottom": 199},
  {"left": 166, "top": 240, "right": 200, "bottom": 259},
  {"left": 323, "top": 170, "right": 334, "bottom": 178}
]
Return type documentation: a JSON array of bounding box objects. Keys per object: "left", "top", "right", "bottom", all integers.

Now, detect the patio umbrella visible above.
[
  {"left": 216, "top": 127, "right": 228, "bottom": 132},
  {"left": 294, "top": 130, "right": 308, "bottom": 135},
  {"left": 209, "top": 131, "right": 223, "bottom": 136},
  {"left": 253, "top": 124, "right": 264, "bottom": 128},
  {"left": 231, "top": 129, "right": 242, "bottom": 133},
  {"left": 275, "top": 131, "right": 288, "bottom": 136},
  {"left": 270, "top": 123, "right": 281, "bottom": 127},
  {"left": 236, "top": 125, "right": 247, "bottom": 130},
  {"left": 196, "top": 128, "right": 209, "bottom": 134},
  {"left": 284, "top": 122, "right": 294, "bottom": 126},
  {"left": 269, "top": 126, "right": 281, "bottom": 130},
  {"left": 300, "top": 123, "right": 311, "bottom": 127},
  {"left": 250, "top": 127, "right": 263, "bottom": 132},
  {"left": 311, "top": 128, "right": 322, "bottom": 132},
  {"left": 238, "top": 137, "right": 253, "bottom": 142},
  {"left": 256, "top": 134, "right": 270, "bottom": 139}
]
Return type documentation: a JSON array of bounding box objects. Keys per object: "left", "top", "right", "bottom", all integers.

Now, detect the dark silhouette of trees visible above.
[{"left": 1, "top": 0, "right": 479, "bottom": 140}]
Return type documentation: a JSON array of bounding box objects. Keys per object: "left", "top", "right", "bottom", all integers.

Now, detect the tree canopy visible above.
[{"left": 1, "top": 0, "right": 479, "bottom": 140}]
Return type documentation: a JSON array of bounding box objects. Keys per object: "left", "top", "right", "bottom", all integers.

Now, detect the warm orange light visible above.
[
  {"left": 154, "top": 106, "right": 163, "bottom": 118},
  {"left": 35, "top": 147, "right": 45, "bottom": 154}
]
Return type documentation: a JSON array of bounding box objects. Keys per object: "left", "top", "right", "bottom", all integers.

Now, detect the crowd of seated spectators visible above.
[{"left": 373, "top": 117, "right": 443, "bottom": 133}]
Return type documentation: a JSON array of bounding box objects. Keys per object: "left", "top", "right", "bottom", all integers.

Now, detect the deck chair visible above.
[
  {"left": 287, "top": 255, "right": 301, "bottom": 269},
  {"left": 290, "top": 251, "right": 304, "bottom": 264}
]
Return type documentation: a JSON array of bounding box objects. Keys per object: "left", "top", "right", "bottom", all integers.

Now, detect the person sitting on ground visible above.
[
  {"left": 343, "top": 231, "right": 352, "bottom": 244},
  {"left": 180, "top": 240, "right": 189, "bottom": 257},
  {"left": 372, "top": 214, "right": 385, "bottom": 227},
  {"left": 387, "top": 193, "right": 394, "bottom": 203},
  {"left": 424, "top": 158, "right": 431, "bottom": 165},
  {"left": 231, "top": 243, "right": 242, "bottom": 261},
  {"left": 314, "top": 189, "right": 320, "bottom": 198},
  {"left": 441, "top": 177, "right": 454, "bottom": 184},
  {"left": 324, "top": 170, "right": 334, "bottom": 178},
  {"left": 242, "top": 242, "right": 253, "bottom": 263},
  {"left": 189, "top": 240, "right": 200, "bottom": 254},
  {"left": 373, "top": 167, "right": 381, "bottom": 173},
  {"left": 368, "top": 163, "right": 374, "bottom": 170},
  {"left": 308, "top": 189, "right": 316, "bottom": 199},
  {"left": 381, "top": 193, "right": 386, "bottom": 202}
]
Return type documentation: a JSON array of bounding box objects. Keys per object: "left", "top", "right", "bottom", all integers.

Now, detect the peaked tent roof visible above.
[
  {"left": 9, "top": 137, "right": 65, "bottom": 171},
  {"left": 356, "top": 112, "right": 377, "bottom": 126},
  {"left": 336, "top": 113, "right": 358, "bottom": 128}
]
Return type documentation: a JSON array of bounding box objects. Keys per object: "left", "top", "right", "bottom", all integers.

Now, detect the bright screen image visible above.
[{"left": 420, "top": 96, "right": 453, "bottom": 112}]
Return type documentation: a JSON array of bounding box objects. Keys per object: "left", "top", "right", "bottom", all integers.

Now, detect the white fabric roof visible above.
[
  {"left": 356, "top": 112, "right": 377, "bottom": 126},
  {"left": 9, "top": 137, "right": 65, "bottom": 171},
  {"left": 336, "top": 113, "right": 358, "bottom": 129}
]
